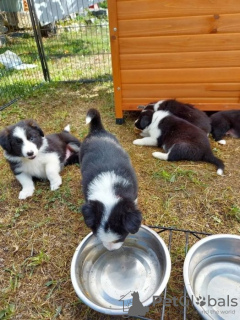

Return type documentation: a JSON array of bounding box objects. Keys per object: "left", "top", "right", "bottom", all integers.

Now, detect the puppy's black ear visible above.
[
  {"left": 140, "top": 114, "right": 152, "bottom": 129},
  {"left": 123, "top": 207, "right": 142, "bottom": 234},
  {"left": 81, "top": 200, "right": 104, "bottom": 233},
  {"left": 118, "top": 199, "right": 142, "bottom": 234},
  {"left": 0, "top": 129, "right": 11, "bottom": 153},
  {"left": 26, "top": 119, "right": 44, "bottom": 137}
]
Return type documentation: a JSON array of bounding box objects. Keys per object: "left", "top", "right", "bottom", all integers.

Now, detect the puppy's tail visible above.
[
  {"left": 60, "top": 126, "right": 81, "bottom": 149},
  {"left": 64, "top": 124, "right": 70, "bottom": 132},
  {"left": 203, "top": 153, "right": 224, "bottom": 176},
  {"left": 86, "top": 108, "right": 105, "bottom": 133}
]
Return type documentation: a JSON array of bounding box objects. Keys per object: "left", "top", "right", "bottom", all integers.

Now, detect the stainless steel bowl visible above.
[
  {"left": 183, "top": 234, "right": 240, "bottom": 320},
  {"left": 71, "top": 225, "right": 171, "bottom": 315}
]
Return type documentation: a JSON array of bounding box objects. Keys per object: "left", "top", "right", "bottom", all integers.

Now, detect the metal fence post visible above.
[{"left": 26, "top": 0, "right": 50, "bottom": 82}]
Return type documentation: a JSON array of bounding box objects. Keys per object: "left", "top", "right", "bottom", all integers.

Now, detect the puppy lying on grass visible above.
[
  {"left": 134, "top": 109, "right": 224, "bottom": 176},
  {"left": 0, "top": 119, "right": 81, "bottom": 199}
]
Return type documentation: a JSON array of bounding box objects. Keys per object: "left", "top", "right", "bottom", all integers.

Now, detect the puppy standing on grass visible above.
[
  {"left": 134, "top": 110, "right": 225, "bottom": 176},
  {"left": 79, "top": 108, "right": 142, "bottom": 251},
  {"left": 0, "top": 119, "right": 81, "bottom": 199}
]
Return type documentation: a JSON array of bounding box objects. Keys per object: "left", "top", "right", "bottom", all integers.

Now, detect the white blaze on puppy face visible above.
[
  {"left": 87, "top": 171, "right": 130, "bottom": 251},
  {"left": 13, "top": 127, "right": 39, "bottom": 158}
]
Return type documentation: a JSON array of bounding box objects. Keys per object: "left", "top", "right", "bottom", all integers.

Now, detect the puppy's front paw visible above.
[
  {"left": 50, "top": 177, "right": 62, "bottom": 191},
  {"left": 133, "top": 139, "right": 144, "bottom": 145},
  {"left": 19, "top": 188, "right": 34, "bottom": 199},
  {"left": 218, "top": 139, "right": 226, "bottom": 145}
]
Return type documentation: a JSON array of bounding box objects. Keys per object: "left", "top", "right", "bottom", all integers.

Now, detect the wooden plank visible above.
[
  {"left": 122, "top": 97, "right": 239, "bottom": 106},
  {"left": 108, "top": 0, "right": 123, "bottom": 120},
  {"left": 194, "top": 103, "right": 240, "bottom": 111},
  {"left": 117, "top": 0, "right": 240, "bottom": 20},
  {"left": 120, "top": 51, "right": 240, "bottom": 70},
  {"left": 118, "top": 14, "right": 240, "bottom": 37},
  {"left": 119, "top": 33, "right": 240, "bottom": 54},
  {"left": 121, "top": 83, "right": 240, "bottom": 98},
  {"left": 121, "top": 67, "right": 240, "bottom": 84},
  {"left": 122, "top": 97, "right": 239, "bottom": 109},
  {"left": 121, "top": 101, "right": 240, "bottom": 111}
]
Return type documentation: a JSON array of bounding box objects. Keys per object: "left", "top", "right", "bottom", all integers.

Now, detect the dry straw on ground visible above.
[{"left": 1, "top": 82, "right": 240, "bottom": 320}]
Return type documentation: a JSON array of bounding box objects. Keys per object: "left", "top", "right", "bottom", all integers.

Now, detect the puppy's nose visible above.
[{"left": 27, "top": 151, "right": 34, "bottom": 157}]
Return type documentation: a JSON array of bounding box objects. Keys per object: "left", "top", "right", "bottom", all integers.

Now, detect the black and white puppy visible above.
[
  {"left": 139, "top": 99, "right": 211, "bottom": 134},
  {"left": 210, "top": 110, "right": 240, "bottom": 144},
  {"left": 0, "top": 119, "right": 81, "bottom": 199},
  {"left": 134, "top": 110, "right": 224, "bottom": 175},
  {"left": 79, "top": 108, "right": 142, "bottom": 251}
]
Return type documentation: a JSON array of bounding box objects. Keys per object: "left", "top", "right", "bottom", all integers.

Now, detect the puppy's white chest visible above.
[{"left": 20, "top": 152, "right": 59, "bottom": 178}]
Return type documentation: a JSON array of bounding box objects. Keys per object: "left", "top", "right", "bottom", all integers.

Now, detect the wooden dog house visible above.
[{"left": 108, "top": 0, "right": 240, "bottom": 123}]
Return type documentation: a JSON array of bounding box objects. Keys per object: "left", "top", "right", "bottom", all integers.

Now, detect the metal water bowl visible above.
[
  {"left": 184, "top": 234, "right": 240, "bottom": 320},
  {"left": 71, "top": 225, "right": 171, "bottom": 315}
]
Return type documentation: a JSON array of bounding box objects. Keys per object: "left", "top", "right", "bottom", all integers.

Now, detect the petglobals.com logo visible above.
[
  {"left": 120, "top": 291, "right": 239, "bottom": 317},
  {"left": 152, "top": 294, "right": 238, "bottom": 314}
]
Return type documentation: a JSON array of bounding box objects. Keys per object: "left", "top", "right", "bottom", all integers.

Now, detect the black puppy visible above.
[
  {"left": 79, "top": 108, "right": 142, "bottom": 251},
  {"left": 210, "top": 110, "right": 240, "bottom": 144}
]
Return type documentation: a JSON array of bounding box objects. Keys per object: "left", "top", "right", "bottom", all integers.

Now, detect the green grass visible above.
[
  {"left": 0, "top": 304, "right": 15, "bottom": 320},
  {"left": 153, "top": 165, "right": 206, "bottom": 186},
  {"left": 228, "top": 205, "right": 240, "bottom": 221}
]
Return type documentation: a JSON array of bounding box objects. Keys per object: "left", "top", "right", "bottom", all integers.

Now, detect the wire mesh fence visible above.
[{"left": 0, "top": 0, "right": 111, "bottom": 109}]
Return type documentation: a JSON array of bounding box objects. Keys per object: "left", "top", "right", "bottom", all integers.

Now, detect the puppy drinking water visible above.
[{"left": 79, "top": 108, "right": 142, "bottom": 251}]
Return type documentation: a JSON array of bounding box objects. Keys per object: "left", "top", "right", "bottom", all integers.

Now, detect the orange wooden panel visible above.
[
  {"left": 118, "top": 14, "right": 240, "bottom": 37},
  {"left": 109, "top": 0, "right": 240, "bottom": 114},
  {"left": 122, "top": 97, "right": 239, "bottom": 106},
  {"left": 108, "top": 0, "right": 123, "bottom": 119},
  {"left": 117, "top": 0, "right": 240, "bottom": 20},
  {"left": 122, "top": 97, "right": 240, "bottom": 110},
  {"left": 193, "top": 103, "right": 240, "bottom": 111},
  {"left": 121, "top": 67, "right": 240, "bottom": 84},
  {"left": 120, "top": 51, "right": 240, "bottom": 70},
  {"left": 193, "top": 104, "right": 240, "bottom": 111},
  {"left": 121, "top": 101, "right": 240, "bottom": 111},
  {"left": 121, "top": 83, "right": 240, "bottom": 99},
  {"left": 23, "top": 0, "right": 29, "bottom": 11},
  {"left": 119, "top": 33, "right": 240, "bottom": 54}
]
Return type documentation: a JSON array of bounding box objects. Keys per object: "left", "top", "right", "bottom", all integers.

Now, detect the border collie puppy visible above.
[
  {"left": 139, "top": 99, "right": 211, "bottom": 134},
  {"left": 210, "top": 110, "right": 240, "bottom": 144},
  {"left": 0, "top": 119, "right": 81, "bottom": 199},
  {"left": 79, "top": 108, "right": 142, "bottom": 251},
  {"left": 134, "top": 110, "right": 224, "bottom": 175}
]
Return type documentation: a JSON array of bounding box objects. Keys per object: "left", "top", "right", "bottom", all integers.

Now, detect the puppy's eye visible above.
[{"left": 29, "top": 136, "right": 35, "bottom": 141}]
